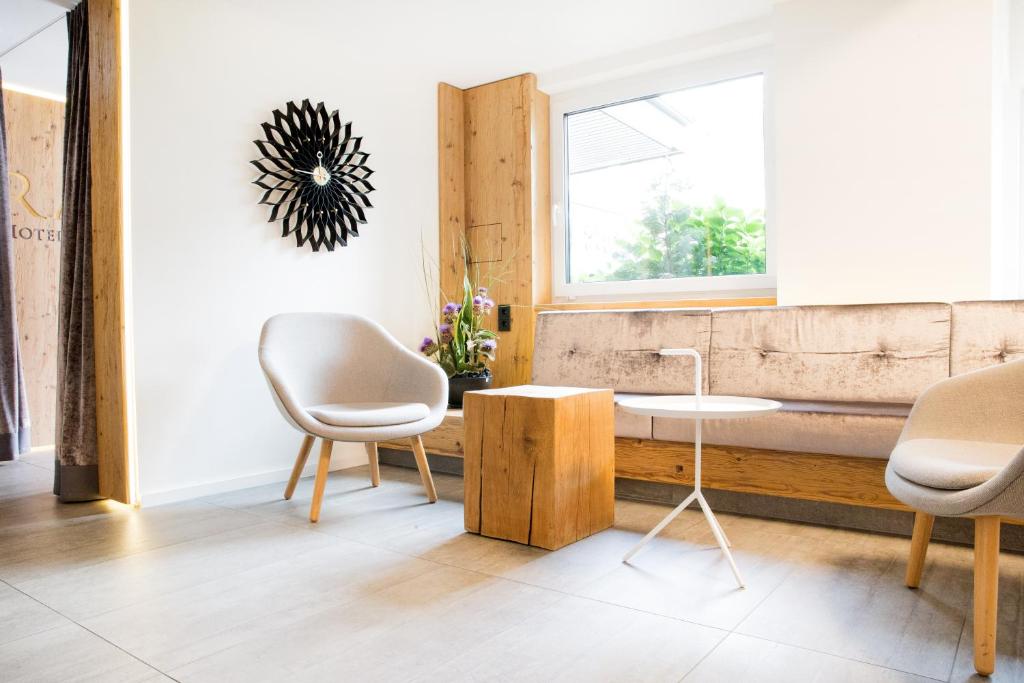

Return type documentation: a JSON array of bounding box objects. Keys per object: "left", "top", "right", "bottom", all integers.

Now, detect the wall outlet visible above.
[{"left": 497, "top": 304, "right": 512, "bottom": 331}]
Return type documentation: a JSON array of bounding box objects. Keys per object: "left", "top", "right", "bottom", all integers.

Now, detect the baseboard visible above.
[{"left": 141, "top": 449, "right": 365, "bottom": 507}]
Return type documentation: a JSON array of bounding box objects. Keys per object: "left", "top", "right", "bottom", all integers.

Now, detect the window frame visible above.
[{"left": 550, "top": 48, "right": 776, "bottom": 301}]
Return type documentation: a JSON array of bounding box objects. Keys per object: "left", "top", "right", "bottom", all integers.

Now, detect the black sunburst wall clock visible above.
[{"left": 251, "top": 99, "right": 375, "bottom": 252}]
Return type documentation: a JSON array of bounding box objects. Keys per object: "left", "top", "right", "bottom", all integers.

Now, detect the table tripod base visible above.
[{"left": 622, "top": 489, "right": 745, "bottom": 589}]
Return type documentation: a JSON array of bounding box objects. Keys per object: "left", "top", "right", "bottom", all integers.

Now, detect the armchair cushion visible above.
[
  {"left": 308, "top": 402, "right": 430, "bottom": 428},
  {"left": 890, "top": 438, "right": 1022, "bottom": 490}
]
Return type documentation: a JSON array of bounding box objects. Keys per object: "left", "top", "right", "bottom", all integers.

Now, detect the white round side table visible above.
[{"left": 618, "top": 348, "right": 781, "bottom": 589}]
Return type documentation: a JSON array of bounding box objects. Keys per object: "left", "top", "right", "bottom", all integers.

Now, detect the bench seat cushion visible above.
[
  {"left": 614, "top": 393, "right": 654, "bottom": 439},
  {"left": 649, "top": 399, "right": 910, "bottom": 458}
]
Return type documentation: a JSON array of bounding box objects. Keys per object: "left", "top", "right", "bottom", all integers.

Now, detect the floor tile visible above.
[
  {"left": 167, "top": 564, "right": 562, "bottom": 682},
  {"left": 0, "top": 499, "right": 265, "bottom": 584},
  {"left": 684, "top": 633, "right": 935, "bottom": 682},
  {"left": 736, "top": 529, "right": 972, "bottom": 680},
  {"left": 19, "top": 448, "right": 56, "bottom": 471},
  {"left": 0, "top": 581, "right": 67, "bottom": 646},
  {"left": 574, "top": 509, "right": 805, "bottom": 630},
  {"left": 0, "top": 622, "right": 162, "bottom": 682},
  {"left": 81, "top": 537, "right": 439, "bottom": 671},
  {"left": 948, "top": 560, "right": 1024, "bottom": 682},
  {"left": 0, "top": 460, "right": 53, "bottom": 498},
  {"left": 421, "top": 593, "right": 725, "bottom": 682},
  {"left": 13, "top": 520, "right": 334, "bottom": 620}
]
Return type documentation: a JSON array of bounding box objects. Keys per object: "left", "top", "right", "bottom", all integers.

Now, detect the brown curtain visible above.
[
  {"left": 54, "top": 2, "right": 101, "bottom": 501},
  {"left": 0, "top": 68, "right": 31, "bottom": 461}
]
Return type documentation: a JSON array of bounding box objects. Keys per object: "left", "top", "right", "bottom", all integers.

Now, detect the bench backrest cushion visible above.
[
  {"left": 951, "top": 300, "right": 1024, "bottom": 375},
  {"left": 710, "top": 303, "right": 951, "bottom": 403},
  {"left": 532, "top": 309, "right": 711, "bottom": 394}
]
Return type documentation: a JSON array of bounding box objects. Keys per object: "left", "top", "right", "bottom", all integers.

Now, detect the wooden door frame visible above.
[{"left": 88, "top": 0, "right": 132, "bottom": 504}]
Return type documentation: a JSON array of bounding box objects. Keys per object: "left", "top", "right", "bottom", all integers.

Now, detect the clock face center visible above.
[{"left": 311, "top": 165, "right": 331, "bottom": 186}]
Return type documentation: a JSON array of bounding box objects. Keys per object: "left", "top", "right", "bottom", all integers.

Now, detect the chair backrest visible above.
[{"left": 259, "top": 312, "right": 402, "bottom": 408}]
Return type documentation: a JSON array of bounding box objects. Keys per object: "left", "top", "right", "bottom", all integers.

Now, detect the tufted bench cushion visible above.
[
  {"left": 533, "top": 309, "right": 711, "bottom": 394},
  {"left": 951, "top": 300, "right": 1024, "bottom": 376},
  {"left": 710, "top": 303, "right": 951, "bottom": 403},
  {"left": 528, "top": 302, "right": 1021, "bottom": 461}
]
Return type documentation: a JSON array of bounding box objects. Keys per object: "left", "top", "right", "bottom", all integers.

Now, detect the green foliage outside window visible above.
[{"left": 583, "top": 181, "right": 766, "bottom": 283}]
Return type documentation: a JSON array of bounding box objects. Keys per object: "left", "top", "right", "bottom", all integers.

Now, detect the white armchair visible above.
[
  {"left": 259, "top": 313, "right": 448, "bottom": 522},
  {"left": 885, "top": 359, "right": 1024, "bottom": 676}
]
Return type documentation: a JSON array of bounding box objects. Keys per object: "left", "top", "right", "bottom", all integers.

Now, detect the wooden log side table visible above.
[{"left": 462, "top": 385, "right": 615, "bottom": 550}]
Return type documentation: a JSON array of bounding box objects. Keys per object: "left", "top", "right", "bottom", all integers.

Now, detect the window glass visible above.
[{"left": 564, "top": 74, "right": 766, "bottom": 284}]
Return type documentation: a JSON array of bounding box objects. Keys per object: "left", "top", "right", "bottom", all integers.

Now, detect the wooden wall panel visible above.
[
  {"left": 437, "top": 83, "right": 466, "bottom": 303},
  {"left": 89, "top": 0, "right": 131, "bottom": 503},
  {"left": 4, "top": 90, "right": 64, "bottom": 446},
  {"left": 438, "top": 74, "right": 550, "bottom": 387},
  {"left": 530, "top": 88, "right": 551, "bottom": 308}
]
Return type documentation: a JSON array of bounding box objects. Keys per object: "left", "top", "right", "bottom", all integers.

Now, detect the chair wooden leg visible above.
[
  {"left": 309, "top": 439, "right": 334, "bottom": 523},
  {"left": 283, "top": 435, "right": 315, "bottom": 500},
  {"left": 905, "top": 511, "right": 935, "bottom": 588},
  {"left": 974, "top": 516, "right": 1001, "bottom": 676},
  {"left": 409, "top": 435, "right": 437, "bottom": 503},
  {"left": 365, "top": 442, "right": 381, "bottom": 487}
]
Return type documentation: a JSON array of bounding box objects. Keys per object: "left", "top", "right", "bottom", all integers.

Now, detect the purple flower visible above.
[
  {"left": 481, "top": 339, "right": 497, "bottom": 351},
  {"left": 477, "top": 286, "right": 488, "bottom": 296},
  {"left": 439, "top": 323, "right": 453, "bottom": 342},
  {"left": 419, "top": 337, "right": 436, "bottom": 354},
  {"left": 483, "top": 297, "right": 495, "bottom": 311},
  {"left": 441, "top": 301, "right": 461, "bottom": 322},
  {"left": 472, "top": 295, "right": 484, "bottom": 312}
]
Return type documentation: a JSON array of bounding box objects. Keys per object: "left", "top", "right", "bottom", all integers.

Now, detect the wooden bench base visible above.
[
  {"left": 615, "top": 437, "right": 906, "bottom": 511},
  {"left": 382, "top": 410, "right": 907, "bottom": 512}
]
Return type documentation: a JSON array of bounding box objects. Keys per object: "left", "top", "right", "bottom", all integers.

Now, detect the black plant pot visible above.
[{"left": 448, "top": 371, "right": 493, "bottom": 408}]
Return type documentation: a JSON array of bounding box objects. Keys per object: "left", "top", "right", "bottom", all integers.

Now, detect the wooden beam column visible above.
[{"left": 89, "top": 0, "right": 131, "bottom": 503}]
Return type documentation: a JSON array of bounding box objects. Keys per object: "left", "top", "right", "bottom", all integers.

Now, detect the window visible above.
[{"left": 552, "top": 55, "right": 773, "bottom": 299}]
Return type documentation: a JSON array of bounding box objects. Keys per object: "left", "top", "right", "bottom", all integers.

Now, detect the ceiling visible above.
[
  {"left": 0, "top": 0, "right": 77, "bottom": 99},
  {"left": 1, "top": 0, "right": 76, "bottom": 56}
]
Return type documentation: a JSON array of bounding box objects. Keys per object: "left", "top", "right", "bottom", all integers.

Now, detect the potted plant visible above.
[{"left": 419, "top": 275, "right": 498, "bottom": 408}]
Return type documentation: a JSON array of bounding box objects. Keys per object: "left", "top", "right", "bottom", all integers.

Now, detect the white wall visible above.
[
  {"left": 992, "top": 0, "right": 1024, "bottom": 298},
  {"left": 128, "top": 0, "right": 1011, "bottom": 502},
  {"left": 127, "top": 0, "right": 772, "bottom": 503},
  {"left": 773, "top": 0, "right": 997, "bottom": 304}
]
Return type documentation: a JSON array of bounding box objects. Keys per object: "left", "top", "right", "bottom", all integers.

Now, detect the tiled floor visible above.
[{"left": 2, "top": 452, "right": 1022, "bottom": 682}]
